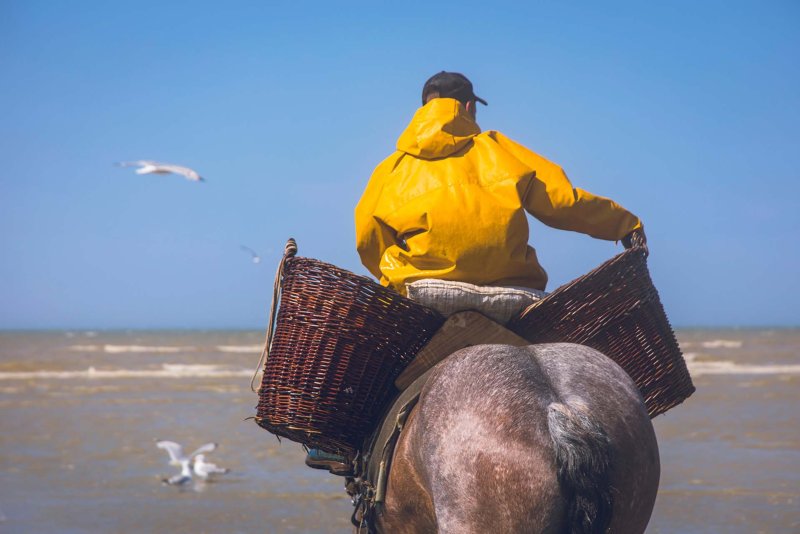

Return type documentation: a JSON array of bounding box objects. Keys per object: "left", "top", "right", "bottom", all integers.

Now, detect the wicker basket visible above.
[
  {"left": 506, "top": 245, "right": 694, "bottom": 417},
  {"left": 255, "top": 244, "right": 445, "bottom": 456}
]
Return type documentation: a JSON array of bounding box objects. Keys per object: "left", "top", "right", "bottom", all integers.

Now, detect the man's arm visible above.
[
  {"left": 493, "top": 132, "right": 642, "bottom": 241},
  {"left": 354, "top": 171, "right": 400, "bottom": 282}
]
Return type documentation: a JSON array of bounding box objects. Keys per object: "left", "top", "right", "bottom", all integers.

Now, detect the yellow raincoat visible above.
[{"left": 355, "top": 98, "right": 642, "bottom": 294}]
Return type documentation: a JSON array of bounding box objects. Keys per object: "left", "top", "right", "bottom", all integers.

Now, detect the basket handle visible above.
[
  {"left": 623, "top": 228, "right": 649, "bottom": 256},
  {"left": 250, "top": 238, "right": 298, "bottom": 392}
]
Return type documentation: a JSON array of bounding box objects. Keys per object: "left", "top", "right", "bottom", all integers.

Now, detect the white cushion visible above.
[{"left": 406, "top": 279, "right": 546, "bottom": 325}]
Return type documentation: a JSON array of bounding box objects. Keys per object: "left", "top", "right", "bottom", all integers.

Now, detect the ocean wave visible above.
[
  {"left": 700, "top": 340, "right": 743, "bottom": 349},
  {"left": 686, "top": 359, "right": 800, "bottom": 376},
  {"left": 216, "top": 345, "right": 263, "bottom": 353},
  {"left": 102, "top": 345, "right": 192, "bottom": 354},
  {"left": 679, "top": 340, "right": 744, "bottom": 349},
  {"left": 68, "top": 345, "right": 101, "bottom": 352},
  {"left": 683, "top": 352, "right": 699, "bottom": 362},
  {"left": 65, "top": 333, "right": 98, "bottom": 341},
  {"left": 0, "top": 364, "right": 252, "bottom": 380}
]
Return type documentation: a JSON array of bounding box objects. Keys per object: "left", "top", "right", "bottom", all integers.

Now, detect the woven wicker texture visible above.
[
  {"left": 506, "top": 246, "right": 695, "bottom": 417},
  {"left": 255, "top": 256, "right": 445, "bottom": 456}
]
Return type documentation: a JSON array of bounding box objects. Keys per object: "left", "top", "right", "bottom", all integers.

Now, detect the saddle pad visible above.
[
  {"left": 395, "top": 311, "right": 530, "bottom": 390},
  {"left": 406, "top": 279, "right": 545, "bottom": 325}
]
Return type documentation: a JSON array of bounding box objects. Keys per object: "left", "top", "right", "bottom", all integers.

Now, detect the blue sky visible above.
[{"left": 1, "top": 1, "right": 798, "bottom": 329}]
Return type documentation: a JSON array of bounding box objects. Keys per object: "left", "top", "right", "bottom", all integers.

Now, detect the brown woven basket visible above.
[
  {"left": 506, "top": 244, "right": 694, "bottom": 417},
  {"left": 255, "top": 245, "right": 444, "bottom": 456}
]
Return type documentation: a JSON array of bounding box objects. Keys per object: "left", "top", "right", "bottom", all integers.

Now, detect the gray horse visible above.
[{"left": 369, "top": 343, "right": 660, "bottom": 533}]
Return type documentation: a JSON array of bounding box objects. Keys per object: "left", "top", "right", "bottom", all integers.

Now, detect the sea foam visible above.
[
  {"left": 102, "top": 345, "right": 191, "bottom": 354},
  {"left": 700, "top": 340, "right": 743, "bottom": 349},
  {"left": 684, "top": 352, "right": 800, "bottom": 376},
  {"left": 687, "top": 361, "right": 800, "bottom": 376},
  {"left": 680, "top": 339, "right": 744, "bottom": 349},
  {"left": 0, "top": 364, "right": 252, "bottom": 380},
  {"left": 68, "top": 345, "right": 101, "bottom": 352},
  {"left": 216, "top": 345, "right": 263, "bottom": 353}
]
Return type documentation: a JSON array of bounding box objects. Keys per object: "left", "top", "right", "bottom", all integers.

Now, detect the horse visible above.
[{"left": 364, "top": 342, "right": 660, "bottom": 533}]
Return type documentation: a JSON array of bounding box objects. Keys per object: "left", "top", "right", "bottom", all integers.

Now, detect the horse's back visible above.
[{"left": 381, "top": 343, "right": 659, "bottom": 534}]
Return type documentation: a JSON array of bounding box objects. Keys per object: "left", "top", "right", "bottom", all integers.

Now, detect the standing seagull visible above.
[
  {"left": 163, "top": 461, "right": 193, "bottom": 486},
  {"left": 116, "top": 160, "right": 205, "bottom": 182},
  {"left": 193, "top": 454, "right": 230, "bottom": 480},
  {"left": 156, "top": 440, "right": 217, "bottom": 485}
]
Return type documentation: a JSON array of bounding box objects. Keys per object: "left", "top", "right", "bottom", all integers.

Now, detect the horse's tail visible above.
[{"left": 547, "top": 401, "right": 614, "bottom": 534}]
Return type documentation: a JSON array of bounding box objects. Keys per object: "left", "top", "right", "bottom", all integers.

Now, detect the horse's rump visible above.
[{"left": 378, "top": 343, "right": 659, "bottom": 534}]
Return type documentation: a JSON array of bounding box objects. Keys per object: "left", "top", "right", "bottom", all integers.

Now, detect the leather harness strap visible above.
[
  {"left": 349, "top": 367, "right": 434, "bottom": 532},
  {"left": 364, "top": 366, "right": 435, "bottom": 501}
]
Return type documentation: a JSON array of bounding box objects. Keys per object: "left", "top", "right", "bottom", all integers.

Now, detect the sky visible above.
[{"left": 1, "top": 1, "right": 798, "bottom": 329}]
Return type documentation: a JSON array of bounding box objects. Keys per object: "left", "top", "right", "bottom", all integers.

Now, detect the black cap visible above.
[{"left": 422, "top": 71, "right": 488, "bottom": 106}]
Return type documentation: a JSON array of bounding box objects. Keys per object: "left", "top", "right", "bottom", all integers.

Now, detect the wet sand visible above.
[{"left": 0, "top": 330, "right": 798, "bottom": 532}]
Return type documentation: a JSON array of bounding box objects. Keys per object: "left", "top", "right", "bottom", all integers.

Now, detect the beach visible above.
[{"left": 0, "top": 329, "right": 798, "bottom": 532}]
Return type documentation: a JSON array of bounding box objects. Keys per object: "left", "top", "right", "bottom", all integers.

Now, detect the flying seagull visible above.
[
  {"left": 116, "top": 160, "right": 204, "bottom": 182},
  {"left": 240, "top": 245, "right": 261, "bottom": 264},
  {"left": 156, "top": 440, "right": 217, "bottom": 485}
]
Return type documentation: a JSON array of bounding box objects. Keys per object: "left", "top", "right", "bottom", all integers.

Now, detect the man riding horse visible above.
[{"left": 307, "top": 71, "right": 645, "bottom": 474}]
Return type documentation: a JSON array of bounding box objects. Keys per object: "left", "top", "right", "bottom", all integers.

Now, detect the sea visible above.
[{"left": 0, "top": 329, "right": 798, "bottom": 533}]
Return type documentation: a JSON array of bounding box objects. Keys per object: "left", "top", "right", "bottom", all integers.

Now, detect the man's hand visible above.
[{"left": 622, "top": 228, "right": 647, "bottom": 250}]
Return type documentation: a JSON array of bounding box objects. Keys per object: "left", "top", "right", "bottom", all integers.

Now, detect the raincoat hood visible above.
[{"left": 396, "top": 98, "right": 481, "bottom": 159}]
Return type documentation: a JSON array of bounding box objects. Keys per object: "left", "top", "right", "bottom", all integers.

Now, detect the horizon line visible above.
[{"left": 1, "top": 325, "right": 799, "bottom": 333}]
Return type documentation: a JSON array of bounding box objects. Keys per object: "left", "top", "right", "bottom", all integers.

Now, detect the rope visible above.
[{"left": 250, "top": 238, "right": 298, "bottom": 392}]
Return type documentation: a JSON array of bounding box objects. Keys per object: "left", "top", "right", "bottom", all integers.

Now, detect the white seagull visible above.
[
  {"left": 116, "top": 160, "right": 205, "bottom": 182},
  {"left": 193, "top": 454, "right": 230, "bottom": 480},
  {"left": 240, "top": 245, "right": 262, "bottom": 264},
  {"left": 156, "top": 440, "right": 217, "bottom": 486},
  {"left": 163, "top": 461, "right": 193, "bottom": 486}
]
